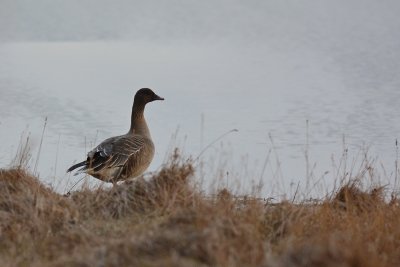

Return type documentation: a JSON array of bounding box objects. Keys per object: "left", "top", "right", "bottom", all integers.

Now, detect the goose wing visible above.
[{"left": 85, "top": 135, "right": 146, "bottom": 173}]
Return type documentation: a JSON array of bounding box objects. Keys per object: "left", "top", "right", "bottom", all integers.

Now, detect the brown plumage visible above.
[{"left": 67, "top": 88, "right": 164, "bottom": 183}]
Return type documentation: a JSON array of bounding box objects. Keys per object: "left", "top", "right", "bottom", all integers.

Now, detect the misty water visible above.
[{"left": 1, "top": 1, "right": 400, "bottom": 198}]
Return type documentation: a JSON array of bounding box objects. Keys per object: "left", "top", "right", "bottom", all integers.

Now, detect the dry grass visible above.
[{"left": 0, "top": 150, "right": 400, "bottom": 267}]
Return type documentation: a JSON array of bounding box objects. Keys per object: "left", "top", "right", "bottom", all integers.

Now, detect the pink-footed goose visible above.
[{"left": 67, "top": 88, "right": 164, "bottom": 183}]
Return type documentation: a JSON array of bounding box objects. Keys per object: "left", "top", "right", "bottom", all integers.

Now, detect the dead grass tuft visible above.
[
  {"left": 71, "top": 150, "right": 196, "bottom": 218},
  {"left": 0, "top": 168, "right": 78, "bottom": 265},
  {"left": 333, "top": 181, "right": 385, "bottom": 212}
]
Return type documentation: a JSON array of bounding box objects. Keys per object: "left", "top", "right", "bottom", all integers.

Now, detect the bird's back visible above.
[{"left": 84, "top": 134, "right": 154, "bottom": 183}]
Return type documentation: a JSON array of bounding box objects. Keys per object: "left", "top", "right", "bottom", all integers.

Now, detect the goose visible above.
[{"left": 67, "top": 88, "right": 164, "bottom": 183}]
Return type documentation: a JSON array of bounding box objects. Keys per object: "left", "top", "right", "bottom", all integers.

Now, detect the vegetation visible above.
[{"left": 0, "top": 148, "right": 399, "bottom": 267}]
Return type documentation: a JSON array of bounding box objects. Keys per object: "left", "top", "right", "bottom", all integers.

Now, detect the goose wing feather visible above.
[{"left": 86, "top": 135, "right": 145, "bottom": 172}]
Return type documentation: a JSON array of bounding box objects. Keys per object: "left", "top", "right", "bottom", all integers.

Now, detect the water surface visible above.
[{"left": 1, "top": 1, "right": 400, "bottom": 197}]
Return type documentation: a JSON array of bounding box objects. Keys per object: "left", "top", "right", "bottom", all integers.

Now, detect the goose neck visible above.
[{"left": 129, "top": 104, "right": 151, "bottom": 138}]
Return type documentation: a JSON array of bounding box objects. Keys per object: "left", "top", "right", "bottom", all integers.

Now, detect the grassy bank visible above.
[{"left": 0, "top": 150, "right": 399, "bottom": 267}]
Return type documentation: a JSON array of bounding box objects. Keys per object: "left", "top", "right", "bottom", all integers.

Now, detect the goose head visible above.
[{"left": 134, "top": 88, "right": 164, "bottom": 105}]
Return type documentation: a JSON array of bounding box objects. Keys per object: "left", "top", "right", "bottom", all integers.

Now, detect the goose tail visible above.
[{"left": 67, "top": 161, "right": 86, "bottom": 173}]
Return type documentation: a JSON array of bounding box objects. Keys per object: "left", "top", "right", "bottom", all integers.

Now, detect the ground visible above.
[{"left": 0, "top": 151, "right": 399, "bottom": 267}]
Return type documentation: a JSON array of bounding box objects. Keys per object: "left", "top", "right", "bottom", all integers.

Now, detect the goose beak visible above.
[{"left": 154, "top": 94, "right": 164, "bottom": 101}]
